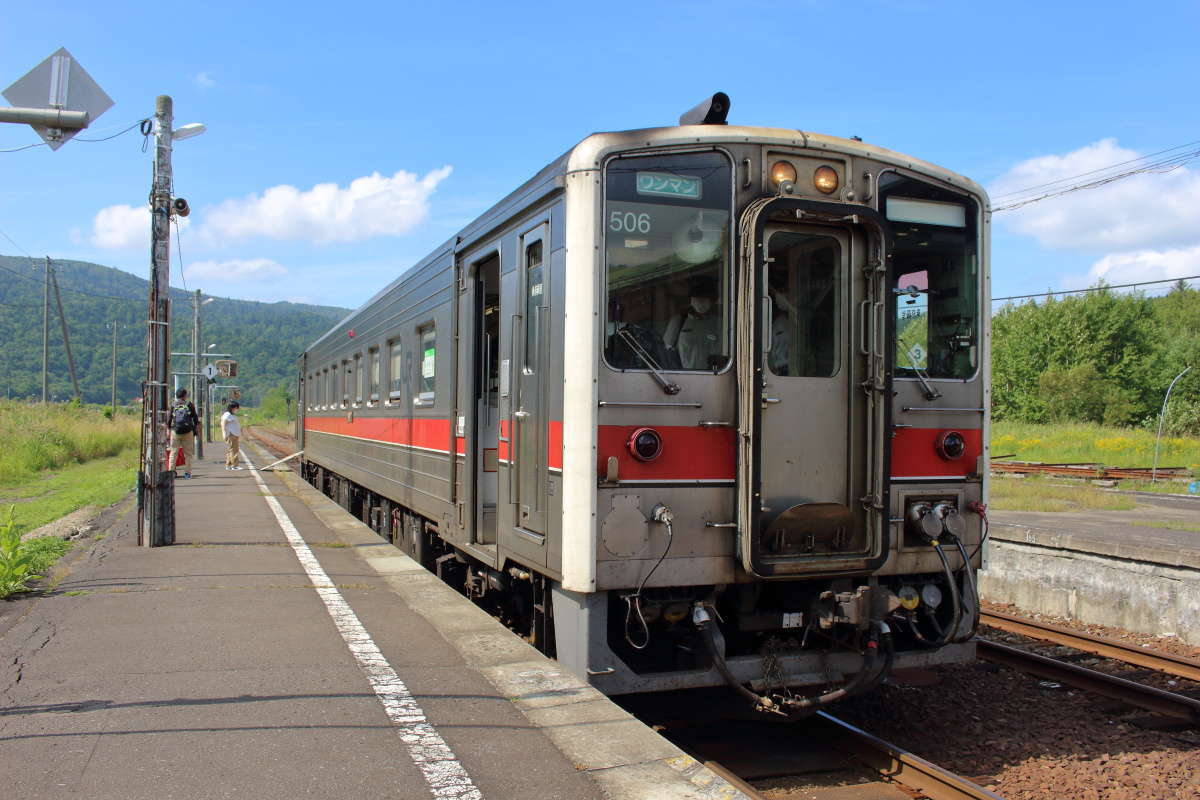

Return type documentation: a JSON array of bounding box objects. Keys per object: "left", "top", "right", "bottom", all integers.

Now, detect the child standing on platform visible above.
[{"left": 221, "top": 401, "right": 242, "bottom": 470}]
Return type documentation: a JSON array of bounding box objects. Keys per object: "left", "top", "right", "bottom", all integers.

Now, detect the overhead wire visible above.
[
  {"left": 993, "top": 274, "right": 1199, "bottom": 303},
  {"left": 991, "top": 138, "right": 1200, "bottom": 200},
  {"left": 992, "top": 139, "right": 1200, "bottom": 212}
]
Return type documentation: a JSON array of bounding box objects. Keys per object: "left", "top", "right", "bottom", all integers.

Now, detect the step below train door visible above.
[{"left": 738, "top": 202, "right": 887, "bottom": 577}]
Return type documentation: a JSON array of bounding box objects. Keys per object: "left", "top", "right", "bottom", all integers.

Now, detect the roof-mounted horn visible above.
[{"left": 679, "top": 92, "right": 730, "bottom": 126}]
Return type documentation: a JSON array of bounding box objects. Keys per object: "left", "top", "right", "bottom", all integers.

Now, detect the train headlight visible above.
[
  {"left": 627, "top": 427, "right": 663, "bottom": 462},
  {"left": 770, "top": 160, "right": 797, "bottom": 190},
  {"left": 813, "top": 166, "right": 839, "bottom": 194},
  {"left": 936, "top": 430, "right": 966, "bottom": 460},
  {"left": 921, "top": 584, "right": 943, "bottom": 609}
]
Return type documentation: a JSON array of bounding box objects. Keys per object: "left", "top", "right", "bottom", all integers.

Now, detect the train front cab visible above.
[{"left": 553, "top": 132, "right": 988, "bottom": 704}]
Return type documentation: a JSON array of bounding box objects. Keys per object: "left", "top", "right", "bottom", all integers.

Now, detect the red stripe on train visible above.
[
  {"left": 891, "top": 427, "right": 982, "bottom": 478},
  {"left": 597, "top": 425, "right": 736, "bottom": 481},
  {"left": 304, "top": 416, "right": 453, "bottom": 453}
]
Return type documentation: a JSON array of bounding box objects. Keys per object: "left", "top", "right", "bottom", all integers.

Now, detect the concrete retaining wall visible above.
[{"left": 980, "top": 537, "right": 1200, "bottom": 646}]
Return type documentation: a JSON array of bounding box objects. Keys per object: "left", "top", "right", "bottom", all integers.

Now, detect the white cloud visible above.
[
  {"left": 1082, "top": 245, "right": 1200, "bottom": 286},
  {"left": 194, "top": 71, "right": 216, "bottom": 89},
  {"left": 91, "top": 204, "right": 193, "bottom": 250},
  {"left": 199, "top": 166, "right": 453, "bottom": 245},
  {"left": 91, "top": 204, "right": 149, "bottom": 249},
  {"left": 990, "top": 138, "right": 1200, "bottom": 252},
  {"left": 186, "top": 258, "right": 286, "bottom": 281}
]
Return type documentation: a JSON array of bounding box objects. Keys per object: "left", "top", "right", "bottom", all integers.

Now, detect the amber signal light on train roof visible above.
[{"left": 814, "top": 165, "right": 839, "bottom": 194}]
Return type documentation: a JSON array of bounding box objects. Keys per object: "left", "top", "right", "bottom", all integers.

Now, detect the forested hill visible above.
[{"left": 0, "top": 255, "right": 351, "bottom": 405}]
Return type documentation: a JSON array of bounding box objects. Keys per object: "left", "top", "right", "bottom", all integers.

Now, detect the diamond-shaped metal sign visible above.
[{"left": 3, "top": 47, "right": 113, "bottom": 150}]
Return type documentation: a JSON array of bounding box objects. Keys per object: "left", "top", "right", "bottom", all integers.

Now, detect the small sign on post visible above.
[{"left": 216, "top": 359, "right": 237, "bottom": 378}]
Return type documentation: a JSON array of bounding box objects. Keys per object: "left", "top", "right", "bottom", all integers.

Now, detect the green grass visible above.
[
  {"left": 991, "top": 420, "right": 1200, "bottom": 476},
  {"left": 0, "top": 508, "right": 74, "bottom": 598},
  {"left": 0, "top": 449, "right": 138, "bottom": 538},
  {"left": 0, "top": 400, "right": 139, "bottom": 483},
  {"left": 988, "top": 475, "right": 1139, "bottom": 512}
]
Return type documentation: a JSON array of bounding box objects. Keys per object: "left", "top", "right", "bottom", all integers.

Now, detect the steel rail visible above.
[
  {"left": 813, "top": 711, "right": 1005, "bottom": 800},
  {"left": 978, "top": 640, "right": 1200, "bottom": 723},
  {"left": 981, "top": 610, "right": 1200, "bottom": 683},
  {"left": 702, "top": 761, "right": 769, "bottom": 800}
]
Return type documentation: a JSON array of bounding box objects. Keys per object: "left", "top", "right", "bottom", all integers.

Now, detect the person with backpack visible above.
[
  {"left": 168, "top": 388, "right": 200, "bottom": 479},
  {"left": 220, "top": 401, "right": 243, "bottom": 470}
]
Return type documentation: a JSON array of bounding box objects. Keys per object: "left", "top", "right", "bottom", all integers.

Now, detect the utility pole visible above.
[
  {"left": 140, "top": 95, "right": 176, "bottom": 547},
  {"left": 193, "top": 289, "right": 203, "bottom": 459},
  {"left": 41, "top": 257, "right": 50, "bottom": 403},
  {"left": 111, "top": 321, "right": 118, "bottom": 414},
  {"left": 49, "top": 260, "right": 81, "bottom": 401}
]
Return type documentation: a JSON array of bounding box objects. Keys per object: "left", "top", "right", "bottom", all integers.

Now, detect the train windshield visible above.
[
  {"left": 882, "top": 174, "right": 980, "bottom": 380},
  {"left": 603, "top": 151, "right": 733, "bottom": 373}
]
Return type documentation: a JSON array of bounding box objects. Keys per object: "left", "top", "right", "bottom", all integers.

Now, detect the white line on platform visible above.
[{"left": 240, "top": 449, "right": 483, "bottom": 800}]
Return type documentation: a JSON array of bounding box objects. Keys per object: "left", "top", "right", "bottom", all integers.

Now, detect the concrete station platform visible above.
[
  {"left": 0, "top": 442, "right": 747, "bottom": 800},
  {"left": 981, "top": 493, "right": 1200, "bottom": 646}
]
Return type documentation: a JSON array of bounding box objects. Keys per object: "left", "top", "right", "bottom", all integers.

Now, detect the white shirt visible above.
[{"left": 221, "top": 411, "right": 241, "bottom": 438}]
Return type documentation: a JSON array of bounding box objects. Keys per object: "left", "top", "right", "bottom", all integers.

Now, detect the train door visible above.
[
  {"left": 513, "top": 223, "right": 549, "bottom": 536},
  {"left": 738, "top": 203, "right": 887, "bottom": 577},
  {"left": 473, "top": 254, "right": 500, "bottom": 544}
]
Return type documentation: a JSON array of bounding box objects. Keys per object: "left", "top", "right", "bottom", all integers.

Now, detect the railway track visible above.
[
  {"left": 982, "top": 610, "right": 1200, "bottom": 683},
  {"left": 245, "top": 425, "right": 297, "bottom": 461},
  {"left": 978, "top": 613, "right": 1200, "bottom": 724},
  {"left": 695, "top": 711, "right": 1005, "bottom": 799},
  {"left": 619, "top": 688, "right": 1004, "bottom": 800}
]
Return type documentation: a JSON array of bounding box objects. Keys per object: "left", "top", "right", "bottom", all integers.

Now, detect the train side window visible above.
[
  {"left": 368, "top": 348, "right": 380, "bottom": 402},
  {"left": 416, "top": 325, "right": 435, "bottom": 406},
  {"left": 329, "top": 366, "right": 338, "bottom": 407},
  {"left": 352, "top": 354, "right": 362, "bottom": 404},
  {"left": 524, "top": 240, "right": 543, "bottom": 373},
  {"left": 388, "top": 339, "right": 404, "bottom": 398},
  {"left": 341, "top": 359, "right": 351, "bottom": 406}
]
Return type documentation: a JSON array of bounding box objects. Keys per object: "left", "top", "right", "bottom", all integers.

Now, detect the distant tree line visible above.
[
  {"left": 992, "top": 280, "right": 1199, "bottom": 435},
  {"left": 0, "top": 256, "right": 349, "bottom": 406}
]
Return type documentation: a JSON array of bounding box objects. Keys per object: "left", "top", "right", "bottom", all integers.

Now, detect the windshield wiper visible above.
[
  {"left": 616, "top": 328, "right": 680, "bottom": 395},
  {"left": 898, "top": 337, "right": 942, "bottom": 400}
]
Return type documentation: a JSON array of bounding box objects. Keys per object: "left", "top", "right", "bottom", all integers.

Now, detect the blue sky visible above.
[{"left": 1, "top": 1, "right": 1198, "bottom": 309}]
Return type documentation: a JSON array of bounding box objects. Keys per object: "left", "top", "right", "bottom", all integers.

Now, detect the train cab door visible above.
[
  {"left": 512, "top": 223, "right": 549, "bottom": 538},
  {"left": 737, "top": 202, "right": 888, "bottom": 578}
]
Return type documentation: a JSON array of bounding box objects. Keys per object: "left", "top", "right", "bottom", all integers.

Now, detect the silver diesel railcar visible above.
[{"left": 298, "top": 96, "right": 990, "bottom": 711}]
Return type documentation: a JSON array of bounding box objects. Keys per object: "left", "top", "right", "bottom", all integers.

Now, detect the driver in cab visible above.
[{"left": 664, "top": 274, "right": 721, "bottom": 370}]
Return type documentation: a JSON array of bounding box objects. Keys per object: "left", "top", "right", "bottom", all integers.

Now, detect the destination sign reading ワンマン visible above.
[{"left": 636, "top": 171, "right": 702, "bottom": 200}]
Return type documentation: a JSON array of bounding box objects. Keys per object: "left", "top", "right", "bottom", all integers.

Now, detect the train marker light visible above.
[
  {"left": 921, "top": 584, "right": 943, "bottom": 609},
  {"left": 814, "top": 166, "right": 839, "bottom": 194},
  {"left": 898, "top": 586, "right": 920, "bottom": 610},
  {"left": 936, "top": 430, "right": 966, "bottom": 460},
  {"left": 770, "top": 160, "right": 797, "bottom": 188},
  {"left": 627, "top": 427, "right": 663, "bottom": 462}
]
